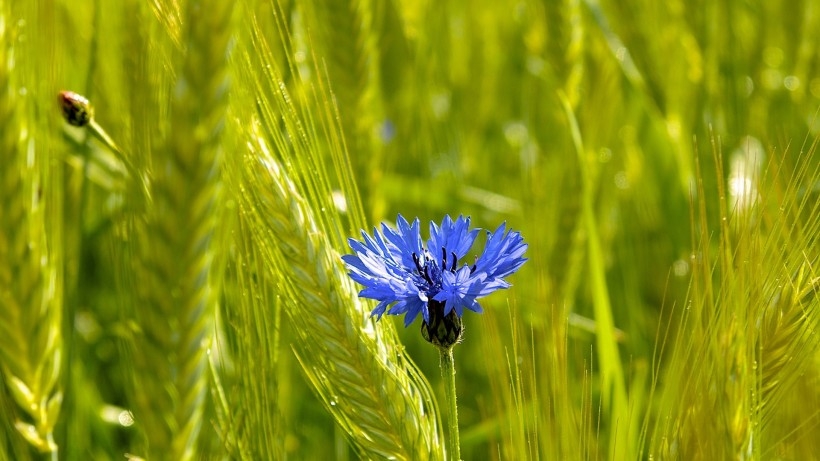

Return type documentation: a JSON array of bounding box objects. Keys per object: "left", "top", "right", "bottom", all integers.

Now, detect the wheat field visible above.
[{"left": 1, "top": 0, "right": 819, "bottom": 459}]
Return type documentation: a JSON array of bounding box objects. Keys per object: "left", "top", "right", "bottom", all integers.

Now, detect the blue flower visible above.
[{"left": 342, "top": 215, "right": 527, "bottom": 345}]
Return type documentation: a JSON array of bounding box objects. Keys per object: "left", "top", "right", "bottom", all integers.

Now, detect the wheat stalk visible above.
[
  {"left": 124, "top": 0, "right": 234, "bottom": 459},
  {"left": 0, "top": 6, "right": 64, "bottom": 458},
  {"left": 230, "top": 128, "right": 444, "bottom": 459}
]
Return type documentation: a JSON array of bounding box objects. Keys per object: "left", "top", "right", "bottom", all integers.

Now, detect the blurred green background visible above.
[{"left": 1, "top": 0, "right": 819, "bottom": 459}]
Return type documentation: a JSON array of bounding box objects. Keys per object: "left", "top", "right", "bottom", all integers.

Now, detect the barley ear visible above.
[
  {"left": 300, "top": 0, "right": 385, "bottom": 216},
  {"left": 124, "top": 0, "right": 235, "bottom": 459},
  {"left": 758, "top": 263, "right": 820, "bottom": 423},
  {"left": 0, "top": 7, "right": 63, "bottom": 458},
  {"left": 233, "top": 133, "right": 444, "bottom": 460},
  {"left": 214, "top": 224, "right": 285, "bottom": 460}
]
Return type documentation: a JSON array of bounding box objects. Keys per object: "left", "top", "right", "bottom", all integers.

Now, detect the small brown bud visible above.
[{"left": 58, "top": 90, "right": 94, "bottom": 127}]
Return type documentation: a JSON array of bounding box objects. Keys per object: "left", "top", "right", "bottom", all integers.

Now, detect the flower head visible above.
[{"left": 343, "top": 214, "right": 527, "bottom": 347}]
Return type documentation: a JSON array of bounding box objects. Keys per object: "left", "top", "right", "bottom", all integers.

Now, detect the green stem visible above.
[
  {"left": 87, "top": 119, "right": 151, "bottom": 205},
  {"left": 440, "top": 346, "right": 461, "bottom": 461}
]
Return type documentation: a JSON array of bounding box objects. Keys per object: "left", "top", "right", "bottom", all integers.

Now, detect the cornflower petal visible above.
[
  {"left": 370, "top": 300, "right": 392, "bottom": 319},
  {"left": 432, "top": 267, "right": 467, "bottom": 316},
  {"left": 427, "top": 215, "right": 480, "bottom": 263},
  {"left": 381, "top": 214, "right": 423, "bottom": 270},
  {"left": 473, "top": 223, "right": 528, "bottom": 282}
]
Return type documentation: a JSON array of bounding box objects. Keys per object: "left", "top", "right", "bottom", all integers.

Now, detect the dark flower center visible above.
[
  {"left": 412, "top": 252, "right": 435, "bottom": 284},
  {"left": 412, "top": 249, "right": 459, "bottom": 282}
]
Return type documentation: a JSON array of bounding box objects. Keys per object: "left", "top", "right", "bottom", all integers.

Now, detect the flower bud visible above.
[
  {"left": 421, "top": 300, "right": 463, "bottom": 349},
  {"left": 58, "top": 90, "right": 94, "bottom": 127}
]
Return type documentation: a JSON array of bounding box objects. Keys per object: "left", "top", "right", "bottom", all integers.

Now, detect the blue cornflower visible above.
[{"left": 343, "top": 214, "right": 527, "bottom": 347}]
